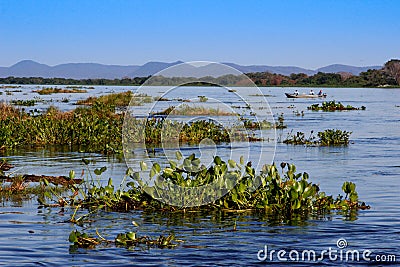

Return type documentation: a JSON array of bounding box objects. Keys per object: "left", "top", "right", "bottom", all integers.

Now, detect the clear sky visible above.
[{"left": 0, "top": 0, "right": 399, "bottom": 69}]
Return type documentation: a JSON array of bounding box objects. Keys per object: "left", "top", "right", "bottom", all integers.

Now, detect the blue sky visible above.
[{"left": 0, "top": 0, "right": 399, "bottom": 69}]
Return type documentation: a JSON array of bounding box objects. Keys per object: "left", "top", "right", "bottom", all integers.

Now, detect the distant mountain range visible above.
[{"left": 0, "top": 60, "right": 382, "bottom": 79}]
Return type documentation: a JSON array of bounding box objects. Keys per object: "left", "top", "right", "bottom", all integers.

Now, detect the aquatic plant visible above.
[
  {"left": 56, "top": 154, "right": 368, "bottom": 218},
  {"left": 68, "top": 229, "right": 178, "bottom": 250},
  {"left": 318, "top": 129, "right": 352, "bottom": 146},
  {"left": 308, "top": 101, "right": 366, "bottom": 111},
  {"left": 275, "top": 113, "right": 287, "bottom": 129},
  {"left": 76, "top": 91, "right": 153, "bottom": 106},
  {"left": 34, "top": 87, "right": 87, "bottom": 95},
  {"left": 240, "top": 117, "right": 274, "bottom": 130},
  {"left": 0, "top": 102, "right": 256, "bottom": 153},
  {"left": 283, "top": 129, "right": 351, "bottom": 146},
  {"left": 154, "top": 104, "right": 235, "bottom": 116},
  {"left": 11, "top": 99, "right": 37, "bottom": 106},
  {"left": 198, "top": 95, "right": 208, "bottom": 102}
]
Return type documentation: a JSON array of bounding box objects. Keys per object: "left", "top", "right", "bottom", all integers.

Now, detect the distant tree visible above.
[{"left": 383, "top": 59, "right": 400, "bottom": 85}]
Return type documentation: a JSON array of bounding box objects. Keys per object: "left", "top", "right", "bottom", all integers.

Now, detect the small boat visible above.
[{"left": 285, "top": 93, "right": 327, "bottom": 99}]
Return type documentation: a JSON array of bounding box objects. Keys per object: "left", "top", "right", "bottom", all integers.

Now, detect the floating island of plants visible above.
[
  {"left": 34, "top": 87, "right": 87, "bottom": 95},
  {"left": 76, "top": 91, "right": 154, "bottom": 106},
  {"left": 283, "top": 129, "right": 352, "bottom": 146},
  {"left": 0, "top": 102, "right": 267, "bottom": 153},
  {"left": 308, "top": 101, "right": 366, "bottom": 111},
  {"left": 1, "top": 153, "right": 369, "bottom": 251}
]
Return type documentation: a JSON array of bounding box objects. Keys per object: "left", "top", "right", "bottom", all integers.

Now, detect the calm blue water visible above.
[{"left": 0, "top": 86, "right": 399, "bottom": 266}]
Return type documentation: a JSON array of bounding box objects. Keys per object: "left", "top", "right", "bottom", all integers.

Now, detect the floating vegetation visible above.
[
  {"left": 275, "top": 113, "right": 287, "bottom": 129},
  {"left": 0, "top": 174, "right": 82, "bottom": 186},
  {"left": 293, "top": 110, "right": 304, "bottom": 116},
  {"left": 34, "top": 87, "right": 87, "bottom": 95},
  {"left": 318, "top": 129, "right": 352, "bottom": 146},
  {"left": 0, "top": 102, "right": 256, "bottom": 153},
  {"left": 41, "top": 154, "right": 368, "bottom": 219},
  {"left": 241, "top": 118, "right": 274, "bottom": 129},
  {"left": 0, "top": 85, "right": 21, "bottom": 89},
  {"left": 248, "top": 93, "right": 273, "bottom": 97},
  {"left": 0, "top": 159, "right": 13, "bottom": 172},
  {"left": 11, "top": 99, "right": 37, "bottom": 106},
  {"left": 0, "top": 103, "right": 123, "bottom": 153},
  {"left": 308, "top": 101, "right": 366, "bottom": 111},
  {"left": 0, "top": 175, "right": 74, "bottom": 203},
  {"left": 154, "top": 104, "right": 235, "bottom": 116},
  {"left": 283, "top": 129, "right": 352, "bottom": 146},
  {"left": 198, "top": 95, "right": 208, "bottom": 102},
  {"left": 66, "top": 85, "right": 95, "bottom": 89},
  {"left": 69, "top": 229, "right": 178, "bottom": 250},
  {"left": 76, "top": 91, "right": 153, "bottom": 106}
]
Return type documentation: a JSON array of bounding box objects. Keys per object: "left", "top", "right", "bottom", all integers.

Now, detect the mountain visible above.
[
  {"left": 316, "top": 64, "right": 381, "bottom": 75},
  {"left": 0, "top": 60, "right": 139, "bottom": 79},
  {"left": 223, "top": 63, "right": 316, "bottom": 76},
  {"left": 0, "top": 60, "right": 383, "bottom": 79}
]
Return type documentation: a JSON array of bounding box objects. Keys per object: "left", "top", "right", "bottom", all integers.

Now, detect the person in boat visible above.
[
  {"left": 318, "top": 90, "right": 323, "bottom": 96},
  {"left": 294, "top": 89, "right": 299, "bottom": 96},
  {"left": 309, "top": 89, "right": 315, "bottom": 95}
]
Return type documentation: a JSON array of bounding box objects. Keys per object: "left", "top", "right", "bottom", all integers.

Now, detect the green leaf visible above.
[
  {"left": 183, "top": 158, "right": 191, "bottom": 168},
  {"left": 150, "top": 168, "right": 156, "bottom": 178},
  {"left": 175, "top": 151, "right": 182, "bottom": 160},
  {"left": 43, "top": 178, "right": 50, "bottom": 186},
  {"left": 228, "top": 159, "right": 236, "bottom": 168},
  {"left": 169, "top": 160, "right": 177, "bottom": 169},
  {"left": 153, "top": 163, "right": 161, "bottom": 173},
  {"left": 69, "top": 231, "right": 78, "bottom": 243},
  {"left": 131, "top": 172, "right": 140, "bottom": 181},
  {"left": 94, "top": 168, "right": 102, "bottom": 175},
  {"left": 140, "top": 161, "right": 148, "bottom": 171},
  {"left": 126, "top": 232, "right": 136, "bottom": 240},
  {"left": 126, "top": 168, "right": 133, "bottom": 176},
  {"left": 69, "top": 170, "right": 75, "bottom": 180},
  {"left": 214, "top": 156, "right": 222, "bottom": 165},
  {"left": 239, "top": 156, "right": 244, "bottom": 165},
  {"left": 163, "top": 168, "right": 174, "bottom": 175},
  {"left": 82, "top": 158, "right": 90, "bottom": 165},
  {"left": 192, "top": 158, "right": 201, "bottom": 167}
]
